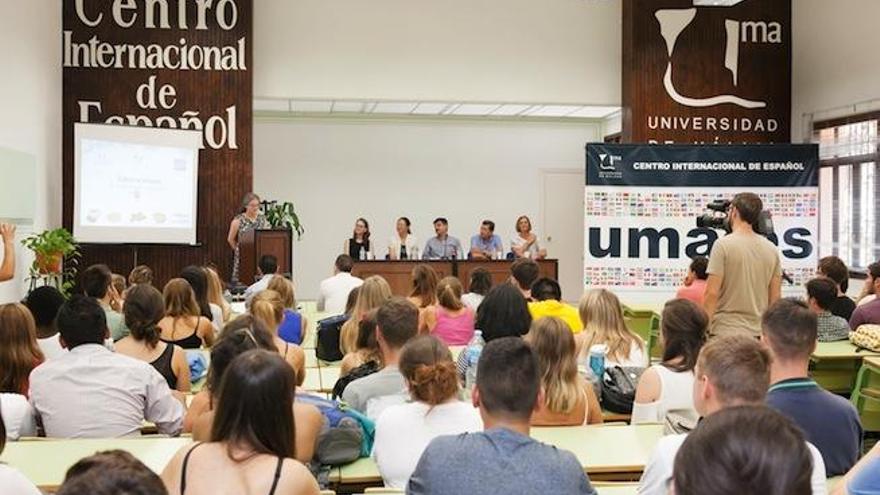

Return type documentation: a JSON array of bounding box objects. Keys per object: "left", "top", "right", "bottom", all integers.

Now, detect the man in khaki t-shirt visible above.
[{"left": 704, "top": 193, "right": 782, "bottom": 337}]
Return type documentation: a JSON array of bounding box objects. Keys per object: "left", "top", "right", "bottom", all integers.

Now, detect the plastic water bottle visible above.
[
  {"left": 359, "top": 246, "right": 366, "bottom": 261},
  {"left": 411, "top": 246, "right": 420, "bottom": 260},
  {"left": 464, "top": 330, "right": 485, "bottom": 392},
  {"left": 589, "top": 344, "right": 607, "bottom": 377}
]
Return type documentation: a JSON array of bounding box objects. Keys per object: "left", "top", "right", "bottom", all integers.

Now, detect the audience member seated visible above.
[
  {"left": 162, "top": 350, "right": 320, "bottom": 495},
  {"left": 807, "top": 277, "right": 852, "bottom": 342},
  {"left": 818, "top": 255, "right": 857, "bottom": 320},
  {"left": 422, "top": 276, "right": 475, "bottom": 346},
  {"left": 268, "top": 275, "right": 308, "bottom": 346},
  {"left": 528, "top": 278, "right": 582, "bottom": 333},
  {"left": 638, "top": 335, "right": 826, "bottom": 495},
  {"left": 0, "top": 223, "right": 15, "bottom": 283},
  {"left": 30, "top": 295, "right": 183, "bottom": 437},
  {"left": 205, "top": 265, "right": 232, "bottom": 327},
  {"left": 24, "top": 286, "right": 67, "bottom": 360},
  {"left": 850, "top": 261, "right": 880, "bottom": 328},
  {"left": 456, "top": 283, "right": 532, "bottom": 380},
  {"left": 344, "top": 217, "right": 372, "bottom": 259},
  {"left": 340, "top": 275, "right": 392, "bottom": 354},
  {"left": 632, "top": 299, "right": 707, "bottom": 424},
  {"left": 675, "top": 256, "right": 708, "bottom": 306},
  {"left": 128, "top": 264, "right": 154, "bottom": 287},
  {"left": 0, "top": 303, "right": 44, "bottom": 396},
  {"left": 672, "top": 405, "right": 814, "bottom": 495},
  {"left": 342, "top": 297, "right": 418, "bottom": 419},
  {"left": 0, "top": 392, "right": 36, "bottom": 439},
  {"left": 117, "top": 284, "right": 191, "bottom": 393},
  {"left": 510, "top": 258, "right": 540, "bottom": 300},
  {"left": 181, "top": 266, "right": 216, "bottom": 325},
  {"left": 317, "top": 254, "right": 363, "bottom": 315},
  {"left": 408, "top": 264, "right": 439, "bottom": 309},
  {"left": 111, "top": 273, "right": 127, "bottom": 306},
  {"left": 158, "top": 278, "right": 215, "bottom": 350},
  {"left": 461, "top": 267, "right": 492, "bottom": 311},
  {"left": 836, "top": 442, "right": 880, "bottom": 495},
  {"left": 57, "top": 450, "right": 168, "bottom": 495},
  {"left": 577, "top": 289, "right": 646, "bottom": 368},
  {"left": 526, "top": 317, "right": 602, "bottom": 426},
  {"left": 373, "top": 335, "right": 482, "bottom": 489},
  {"left": 0, "top": 404, "right": 40, "bottom": 495},
  {"left": 511, "top": 215, "right": 547, "bottom": 260},
  {"left": 339, "top": 310, "right": 381, "bottom": 379},
  {"left": 185, "top": 318, "right": 322, "bottom": 464},
  {"left": 408, "top": 337, "right": 598, "bottom": 495},
  {"left": 762, "top": 298, "right": 862, "bottom": 476},
  {"left": 244, "top": 255, "right": 278, "bottom": 306},
  {"left": 250, "top": 290, "right": 306, "bottom": 386},
  {"left": 80, "top": 264, "right": 128, "bottom": 341},
  {"left": 469, "top": 220, "right": 504, "bottom": 260},
  {"left": 423, "top": 217, "right": 464, "bottom": 260},
  {"left": 388, "top": 217, "right": 419, "bottom": 260}
]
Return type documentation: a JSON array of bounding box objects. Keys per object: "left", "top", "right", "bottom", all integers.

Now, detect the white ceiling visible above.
[{"left": 254, "top": 98, "right": 620, "bottom": 120}]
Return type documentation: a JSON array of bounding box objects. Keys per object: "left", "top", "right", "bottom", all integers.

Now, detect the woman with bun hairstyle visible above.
[
  {"left": 372, "top": 335, "right": 482, "bottom": 489},
  {"left": 117, "top": 284, "right": 191, "bottom": 393}
]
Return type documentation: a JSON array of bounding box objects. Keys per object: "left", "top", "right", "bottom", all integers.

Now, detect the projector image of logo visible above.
[{"left": 655, "top": 1, "right": 783, "bottom": 109}]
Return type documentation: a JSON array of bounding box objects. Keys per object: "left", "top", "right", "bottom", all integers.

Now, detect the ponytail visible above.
[
  {"left": 123, "top": 284, "right": 165, "bottom": 349},
  {"left": 436, "top": 276, "right": 464, "bottom": 311}
]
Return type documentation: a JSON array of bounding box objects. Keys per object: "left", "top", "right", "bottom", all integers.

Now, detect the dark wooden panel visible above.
[
  {"left": 62, "top": 1, "right": 253, "bottom": 288},
  {"left": 623, "top": 0, "right": 791, "bottom": 144}
]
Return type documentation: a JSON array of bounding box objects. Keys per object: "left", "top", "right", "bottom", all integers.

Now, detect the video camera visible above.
[{"left": 696, "top": 199, "right": 776, "bottom": 237}]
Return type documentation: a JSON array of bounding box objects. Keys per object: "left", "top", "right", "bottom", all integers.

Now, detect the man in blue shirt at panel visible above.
[
  {"left": 469, "top": 220, "right": 503, "bottom": 260},
  {"left": 423, "top": 218, "right": 464, "bottom": 260}
]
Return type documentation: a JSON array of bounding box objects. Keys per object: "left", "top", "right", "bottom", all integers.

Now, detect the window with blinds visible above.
[{"left": 814, "top": 114, "right": 880, "bottom": 269}]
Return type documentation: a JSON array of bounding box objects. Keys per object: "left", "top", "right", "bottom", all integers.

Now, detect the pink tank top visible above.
[{"left": 432, "top": 306, "right": 475, "bottom": 346}]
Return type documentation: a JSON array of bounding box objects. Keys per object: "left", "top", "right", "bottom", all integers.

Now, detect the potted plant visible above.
[
  {"left": 21, "top": 228, "right": 80, "bottom": 294},
  {"left": 264, "top": 201, "right": 305, "bottom": 239}
]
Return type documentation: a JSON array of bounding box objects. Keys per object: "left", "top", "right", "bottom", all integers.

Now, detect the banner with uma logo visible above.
[{"left": 584, "top": 143, "right": 819, "bottom": 296}]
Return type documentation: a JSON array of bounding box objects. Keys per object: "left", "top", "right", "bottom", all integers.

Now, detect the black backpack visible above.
[
  {"left": 601, "top": 366, "right": 645, "bottom": 414},
  {"left": 332, "top": 360, "right": 380, "bottom": 400},
  {"left": 316, "top": 314, "right": 348, "bottom": 362}
]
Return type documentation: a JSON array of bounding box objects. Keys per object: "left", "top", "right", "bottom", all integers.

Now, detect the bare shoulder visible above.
[
  {"left": 277, "top": 459, "right": 320, "bottom": 495},
  {"left": 294, "top": 401, "right": 324, "bottom": 426},
  {"left": 634, "top": 366, "right": 661, "bottom": 403}
]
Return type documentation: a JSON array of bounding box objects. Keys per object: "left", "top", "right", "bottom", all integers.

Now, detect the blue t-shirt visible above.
[
  {"left": 766, "top": 378, "right": 862, "bottom": 476},
  {"left": 278, "top": 309, "right": 304, "bottom": 345},
  {"left": 470, "top": 234, "right": 503, "bottom": 255},
  {"left": 848, "top": 454, "right": 880, "bottom": 494},
  {"left": 407, "top": 427, "right": 597, "bottom": 495}
]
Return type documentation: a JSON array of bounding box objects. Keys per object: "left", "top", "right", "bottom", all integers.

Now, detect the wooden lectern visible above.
[{"left": 238, "top": 229, "right": 292, "bottom": 285}]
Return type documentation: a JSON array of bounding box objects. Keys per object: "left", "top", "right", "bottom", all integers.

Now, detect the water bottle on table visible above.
[
  {"left": 464, "top": 330, "right": 485, "bottom": 393},
  {"left": 587, "top": 344, "right": 607, "bottom": 399}
]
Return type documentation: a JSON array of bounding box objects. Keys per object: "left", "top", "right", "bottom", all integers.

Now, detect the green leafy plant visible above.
[
  {"left": 21, "top": 228, "right": 80, "bottom": 295},
  {"left": 264, "top": 201, "right": 305, "bottom": 239}
]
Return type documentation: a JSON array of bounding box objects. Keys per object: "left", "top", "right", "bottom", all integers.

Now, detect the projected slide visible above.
[{"left": 74, "top": 124, "right": 201, "bottom": 244}]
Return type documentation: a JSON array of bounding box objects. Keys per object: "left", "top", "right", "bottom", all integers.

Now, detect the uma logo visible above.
[
  {"left": 655, "top": 6, "right": 783, "bottom": 109},
  {"left": 598, "top": 153, "right": 621, "bottom": 171}
]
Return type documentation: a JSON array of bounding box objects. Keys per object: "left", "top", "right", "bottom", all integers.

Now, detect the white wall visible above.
[
  {"left": 253, "top": 0, "right": 622, "bottom": 104},
  {"left": 0, "top": 1, "right": 61, "bottom": 303},
  {"left": 791, "top": 0, "right": 880, "bottom": 141},
  {"left": 254, "top": 117, "right": 599, "bottom": 299}
]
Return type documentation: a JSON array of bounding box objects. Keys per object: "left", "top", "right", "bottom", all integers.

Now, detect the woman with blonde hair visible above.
[
  {"left": 267, "top": 276, "right": 308, "bottom": 346},
  {"left": 0, "top": 303, "right": 44, "bottom": 396},
  {"left": 204, "top": 266, "right": 232, "bottom": 326},
  {"left": 408, "top": 265, "right": 439, "bottom": 309},
  {"left": 526, "top": 317, "right": 602, "bottom": 426},
  {"left": 340, "top": 275, "right": 392, "bottom": 354},
  {"left": 339, "top": 310, "right": 381, "bottom": 378},
  {"left": 373, "top": 335, "right": 482, "bottom": 489},
  {"left": 422, "top": 276, "right": 475, "bottom": 346},
  {"left": 250, "top": 289, "right": 306, "bottom": 386},
  {"left": 578, "top": 289, "right": 646, "bottom": 367},
  {"left": 158, "top": 278, "right": 215, "bottom": 349}
]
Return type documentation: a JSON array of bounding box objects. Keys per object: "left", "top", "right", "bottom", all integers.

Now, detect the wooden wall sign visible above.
[
  {"left": 622, "top": 0, "right": 791, "bottom": 144},
  {"left": 62, "top": 0, "right": 253, "bottom": 285}
]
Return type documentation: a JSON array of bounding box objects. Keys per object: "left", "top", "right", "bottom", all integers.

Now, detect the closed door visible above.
[{"left": 540, "top": 169, "right": 586, "bottom": 304}]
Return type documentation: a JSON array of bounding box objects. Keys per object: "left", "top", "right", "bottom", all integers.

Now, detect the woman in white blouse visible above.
[
  {"left": 511, "top": 215, "right": 547, "bottom": 260},
  {"left": 631, "top": 298, "right": 707, "bottom": 424},
  {"left": 388, "top": 217, "right": 419, "bottom": 260}
]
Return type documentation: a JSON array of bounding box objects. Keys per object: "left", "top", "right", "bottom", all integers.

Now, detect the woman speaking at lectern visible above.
[{"left": 227, "top": 193, "right": 269, "bottom": 284}]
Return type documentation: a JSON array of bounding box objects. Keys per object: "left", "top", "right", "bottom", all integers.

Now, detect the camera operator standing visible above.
[{"left": 704, "top": 193, "right": 782, "bottom": 337}]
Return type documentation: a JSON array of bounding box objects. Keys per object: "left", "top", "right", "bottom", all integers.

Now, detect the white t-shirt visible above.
[
  {"left": 461, "top": 293, "right": 484, "bottom": 311},
  {"left": 0, "top": 464, "right": 41, "bottom": 495},
  {"left": 317, "top": 272, "right": 364, "bottom": 315},
  {"left": 373, "top": 400, "right": 483, "bottom": 489},
  {"left": 637, "top": 432, "right": 827, "bottom": 495},
  {"left": 606, "top": 340, "right": 647, "bottom": 368},
  {"left": 0, "top": 393, "right": 37, "bottom": 439},
  {"left": 37, "top": 334, "right": 66, "bottom": 361},
  {"left": 631, "top": 366, "right": 696, "bottom": 424}
]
